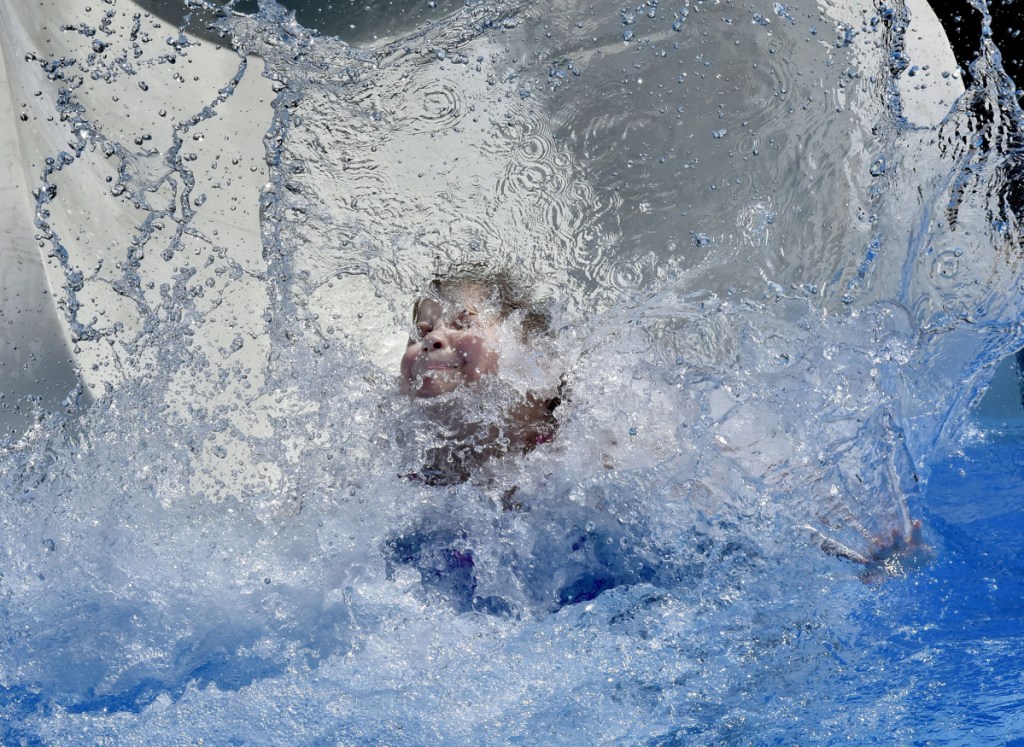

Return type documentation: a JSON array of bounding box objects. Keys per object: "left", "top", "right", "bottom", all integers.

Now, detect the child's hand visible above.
[{"left": 861, "top": 519, "right": 934, "bottom": 581}]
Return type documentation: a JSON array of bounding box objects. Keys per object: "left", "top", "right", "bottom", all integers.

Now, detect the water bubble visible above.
[
  {"left": 694, "top": 232, "right": 712, "bottom": 247},
  {"left": 712, "top": 128, "right": 727, "bottom": 139},
  {"left": 869, "top": 157, "right": 887, "bottom": 177},
  {"left": 933, "top": 251, "right": 959, "bottom": 278}
]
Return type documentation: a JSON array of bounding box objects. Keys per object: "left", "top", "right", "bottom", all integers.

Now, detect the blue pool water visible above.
[
  {"left": 865, "top": 424, "right": 1024, "bottom": 744},
  {"left": 1, "top": 0, "right": 1023, "bottom": 743}
]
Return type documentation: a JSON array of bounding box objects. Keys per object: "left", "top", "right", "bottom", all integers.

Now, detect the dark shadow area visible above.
[
  {"left": 929, "top": 0, "right": 1022, "bottom": 90},
  {"left": 928, "top": 1, "right": 1023, "bottom": 226},
  {"left": 135, "top": 0, "right": 465, "bottom": 46}
]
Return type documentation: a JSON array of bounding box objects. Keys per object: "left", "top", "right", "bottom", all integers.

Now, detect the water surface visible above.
[{"left": 1, "top": 0, "right": 1023, "bottom": 743}]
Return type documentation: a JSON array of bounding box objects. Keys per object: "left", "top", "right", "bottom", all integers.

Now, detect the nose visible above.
[{"left": 421, "top": 326, "right": 450, "bottom": 350}]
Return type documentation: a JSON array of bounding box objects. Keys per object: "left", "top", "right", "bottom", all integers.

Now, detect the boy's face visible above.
[{"left": 400, "top": 283, "right": 502, "bottom": 398}]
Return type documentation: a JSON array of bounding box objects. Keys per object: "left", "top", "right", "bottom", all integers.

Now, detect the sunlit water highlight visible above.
[{"left": 1, "top": 0, "right": 1023, "bottom": 743}]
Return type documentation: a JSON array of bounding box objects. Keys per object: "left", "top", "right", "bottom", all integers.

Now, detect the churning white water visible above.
[{"left": 1, "top": 0, "right": 1022, "bottom": 742}]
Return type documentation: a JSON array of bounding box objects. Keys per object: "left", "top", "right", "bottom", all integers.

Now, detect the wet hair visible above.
[{"left": 412, "top": 266, "right": 551, "bottom": 339}]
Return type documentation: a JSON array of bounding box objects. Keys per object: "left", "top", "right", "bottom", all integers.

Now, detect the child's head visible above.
[{"left": 400, "top": 271, "right": 549, "bottom": 399}]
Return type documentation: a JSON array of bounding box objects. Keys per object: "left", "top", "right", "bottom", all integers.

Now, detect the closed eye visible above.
[{"left": 452, "top": 310, "right": 477, "bottom": 329}]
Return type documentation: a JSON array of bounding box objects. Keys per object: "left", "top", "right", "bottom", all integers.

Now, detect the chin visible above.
[{"left": 411, "top": 372, "right": 463, "bottom": 398}]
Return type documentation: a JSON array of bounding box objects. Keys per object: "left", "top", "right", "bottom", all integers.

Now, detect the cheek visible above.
[
  {"left": 400, "top": 344, "right": 419, "bottom": 380},
  {"left": 458, "top": 335, "right": 499, "bottom": 381}
]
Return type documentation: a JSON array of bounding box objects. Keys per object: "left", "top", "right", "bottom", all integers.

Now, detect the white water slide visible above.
[
  {"left": 3, "top": 0, "right": 996, "bottom": 442},
  {"left": 1, "top": 0, "right": 275, "bottom": 440}
]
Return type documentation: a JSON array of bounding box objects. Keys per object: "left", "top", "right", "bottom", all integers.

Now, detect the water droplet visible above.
[{"left": 933, "top": 251, "right": 959, "bottom": 278}]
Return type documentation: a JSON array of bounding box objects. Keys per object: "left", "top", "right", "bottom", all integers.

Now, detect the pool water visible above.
[
  {"left": 1, "top": 0, "right": 1023, "bottom": 743},
  {"left": 864, "top": 425, "right": 1024, "bottom": 745}
]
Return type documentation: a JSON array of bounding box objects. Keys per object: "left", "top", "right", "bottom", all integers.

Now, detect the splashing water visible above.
[{"left": 1, "top": 0, "right": 1022, "bottom": 743}]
